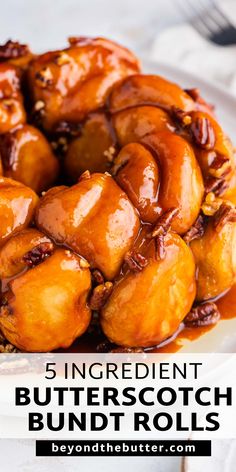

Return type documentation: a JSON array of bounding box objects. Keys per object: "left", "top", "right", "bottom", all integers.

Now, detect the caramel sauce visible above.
[
  {"left": 215, "top": 284, "right": 236, "bottom": 319},
  {"left": 62, "top": 285, "right": 236, "bottom": 354}
]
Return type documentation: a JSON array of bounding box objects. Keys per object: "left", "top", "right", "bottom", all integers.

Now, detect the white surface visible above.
[{"left": 184, "top": 439, "right": 236, "bottom": 472}]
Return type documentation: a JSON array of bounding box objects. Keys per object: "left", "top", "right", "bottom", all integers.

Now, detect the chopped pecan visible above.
[
  {"left": 124, "top": 251, "right": 148, "bottom": 272},
  {"left": 209, "top": 153, "right": 231, "bottom": 178},
  {"left": 149, "top": 208, "right": 179, "bottom": 260},
  {"left": 204, "top": 176, "right": 228, "bottom": 196},
  {"left": 0, "top": 331, "right": 18, "bottom": 353},
  {"left": 190, "top": 117, "right": 216, "bottom": 150},
  {"left": 184, "top": 302, "right": 220, "bottom": 327},
  {"left": 78, "top": 170, "right": 91, "bottom": 182},
  {"left": 171, "top": 106, "right": 192, "bottom": 126},
  {"left": 22, "top": 242, "right": 54, "bottom": 268},
  {"left": 213, "top": 202, "right": 236, "bottom": 232},
  {"left": 35, "top": 67, "right": 53, "bottom": 88},
  {"left": 53, "top": 52, "right": 71, "bottom": 66},
  {"left": 89, "top": 282, "right": 113, "bottom": 310},
  {"left": 154, "top": 233, "right": 166, "bottom": 260},
  {"left": 92, "top": 269, "right": 105, "bottom": 285},
  {"left": 104, "top": 146, "right": 117, "bottom": 163},
  {"left": 201, "top": 192, "right": 222, "bottom": 216},
  {"left": 151, "top": 208, "right": 179, "bottom": 238},
  {"left": 79, "top": 258, "right": 90, "bottom": 269},
  {"left": 0, "top": 40, "right": 29, "bottom": 60},
  {"left": 34, "top": 100, "right": 45, "bottom": 112},
  {"left": 50, "top": 136, "right": 68, "bottom": 154},
  {"left": 183, "top": 214, "right": 206, "bottom": 243}
]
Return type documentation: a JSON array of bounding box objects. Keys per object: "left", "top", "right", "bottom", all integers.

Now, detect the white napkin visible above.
[{"left": 150, "top": 0, "right": 236, "bottom": 95}]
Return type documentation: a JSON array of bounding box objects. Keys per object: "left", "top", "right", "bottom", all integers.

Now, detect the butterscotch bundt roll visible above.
[
  {"left": 0, "top": 232, "right": 91, "bottom": 352},
  {"left": 101, "top": 232, "right": 196, "bottom": 348},
  {"left": 0, "top": 37, "right": 235, "bottom": 353},
  {"left": 35, "top": 172, "right": 140, "bottom": 280},
  {"left": 0, "top": 124, "right": 59, "bottom": 193},
  {"left": 0, "top": 40, "right": 59, "bottom": 193},
  {"left": 28, "top": 37, "right": 140, "bottom": 132}
]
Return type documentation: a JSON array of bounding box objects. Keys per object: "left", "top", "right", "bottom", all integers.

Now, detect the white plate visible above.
[{"left": 142, "top": 60, "right": 236, "bottom": 355}]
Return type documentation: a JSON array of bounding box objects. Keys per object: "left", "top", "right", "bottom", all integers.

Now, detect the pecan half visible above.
[
  {"left": 0, "top": 40, "right": 29, "bottom": 60},
  {"left": 191, "top": 117, "right": 216, "bottom": 150},
  {"left": 22, "top": 242, "right": 54, "bottom": 268},
  {"left": 213, "top": 202, "right": 236, "bottom": 232},
  {"left": 184, "top": 302, "right": 220, "bottom": 327},
  {"left": 183, "top": 214, "right": 206, "bottom": 243},
  {"left": 124, "top": 251, "right": 148, "bottom": 272},
  {"left": 151, "top": 208, "right": 179, "bottom": 238},
  {"left": 89, "top": 282, "right": 113, "bottom": 311},
  {"left": 149, "top": 208, "right": 179, "bottom": 260}
]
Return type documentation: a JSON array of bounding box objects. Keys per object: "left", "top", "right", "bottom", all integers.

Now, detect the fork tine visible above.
[
  {"left": 176, "top": 0, "right": 202, "bottom": 20},
  {"left": 198, "top": 11, "right": 222, "bottom": 35},
  {"left": 177, "top": 0, "right": 236, "bottom": 43},
  {"left": 183, "top": 0, "right": 216, "bottom": 36},
  {"left": 210, "top": 3, "right": 236, "bottom": 31},
  {"left": 189, "top": 16, "right": 211, "bottom": 38}
]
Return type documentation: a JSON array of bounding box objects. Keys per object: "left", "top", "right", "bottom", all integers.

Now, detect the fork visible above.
[{"left": 179, "top": 0, "right": 236, "bottom": 45}]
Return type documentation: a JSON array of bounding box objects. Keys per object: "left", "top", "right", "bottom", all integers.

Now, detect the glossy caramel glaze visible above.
[
  {"left": 101, "top": 233, "right": 196, "bottom": 347},
  {"left": 28, "top": 37, "right": 140, "bottom": 131},
  {"left": 0, "top": 248, "right": 91, "bottom": 352},
  {"left": 65, "top": 113, "right": 116, "bottom": 177},
  {"left": 0, "top": 228, "right": 53, "bottom": 279},
  {"left": 109, "top": 75, "right": 195, "bottom": 113},
  {"left": 0, "top": 37, "right": 235, "bottom": 353},
  {"left": 35, "top": 172, "right": 140, "bottom": 279},
  {"left": 0, "top": 176, "right": 38, "bottom": 247},
  {"left": 0, "top": 124, "right": 59, "bottom": 192},
  {"left": 113, "top": 142, "right": 161, "bottom": 223}
]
